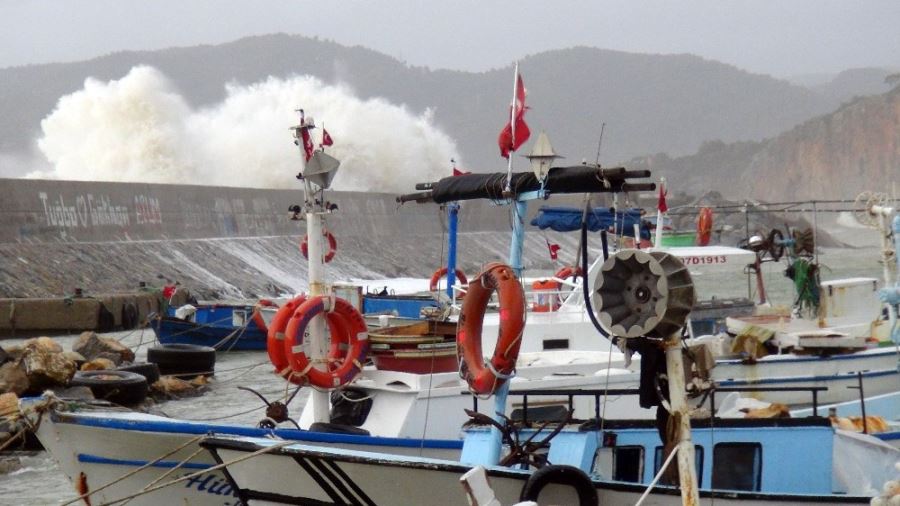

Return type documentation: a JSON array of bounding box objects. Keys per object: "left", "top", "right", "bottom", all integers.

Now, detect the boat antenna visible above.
[{"left": 594, "top": 122, "right": 606, "bottom": 167}]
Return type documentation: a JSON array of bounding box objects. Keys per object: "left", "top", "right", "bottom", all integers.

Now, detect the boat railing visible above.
[
  {"left": 467, "top": 385, "right": 828, "bottom": 425},
  {"left": 450, "top": 277, "right": 588, "bottom": 319}
]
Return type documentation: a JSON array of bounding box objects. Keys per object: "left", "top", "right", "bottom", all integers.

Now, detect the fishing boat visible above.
[
  {"left": 151, "top": 301, "right": 277, "bottom": 351},
  {"left": 202, "top": 247, "right": 899, "bottom": 505}
]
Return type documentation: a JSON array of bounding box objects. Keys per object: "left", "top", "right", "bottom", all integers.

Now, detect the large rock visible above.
[
  {"left": 72, "top": 331, "right": 135, "bottom": 365},
  {"left": 0, "top": 363, "right": 28, "bottom": 395},
  {"left": 0, "top": 393, "right": 19, "bottom": 420},
  {"left": 23, "top": 336, "right": 63, "bottom": 354},
  {"left": 21, "top": 342, "right": 77, "bottom": 392}
]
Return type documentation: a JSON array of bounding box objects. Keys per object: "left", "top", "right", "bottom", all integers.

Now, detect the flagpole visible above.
[{"left": 503, "top": 62, "right": 518, "bottom": 194}]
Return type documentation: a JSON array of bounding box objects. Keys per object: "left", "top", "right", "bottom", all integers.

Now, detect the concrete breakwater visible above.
[{"left": 0, "top": 178, "right": 587, "bottom": 299}]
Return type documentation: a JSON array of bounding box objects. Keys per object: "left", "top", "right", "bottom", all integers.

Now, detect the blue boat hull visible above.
[{"left": 152, "top": 305, "right": 268, "bottom": 351}]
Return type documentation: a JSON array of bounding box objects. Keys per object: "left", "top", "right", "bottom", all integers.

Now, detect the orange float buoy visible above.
[
  {"left": 696, "top": 207, "right": 713, "bottom": 246},
  {"left": 457, "top": 263, "right": 526, "bottom": 395},
  {"left": 300, "top": 230, "right": 337, "bottom": 263},
  {"left": 554, "top": 266, "right": 584, "bottom": 282},
  {"left": 283, "top": 296, "right": 369, "bottom": 388}
]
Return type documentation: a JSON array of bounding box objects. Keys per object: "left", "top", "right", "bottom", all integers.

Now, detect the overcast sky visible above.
[{"left": 3, "top": 0, "right": 900, "bottom": 79}]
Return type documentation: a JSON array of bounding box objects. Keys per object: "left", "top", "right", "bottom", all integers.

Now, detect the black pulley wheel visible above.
[
  {"left": 147, "top": 344, "right": 216, "bottom": 377},
  {"left": 520, "top": 464, "right": 597, "bottom": 506},
  {"left": 70, "top": 370, "right": 149, "bottom": 406},
  {"left": 117, "top": 362, "right": 161, "bottom": 384}
]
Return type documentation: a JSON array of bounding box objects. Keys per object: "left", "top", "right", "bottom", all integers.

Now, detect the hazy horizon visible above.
[{"left": 3, "top": 1, "right": 900, "bottom": 80}]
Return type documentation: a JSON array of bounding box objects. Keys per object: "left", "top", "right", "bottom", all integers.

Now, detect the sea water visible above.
[{"left": 0, "top": 245, "right": 891, "bottom": 504}]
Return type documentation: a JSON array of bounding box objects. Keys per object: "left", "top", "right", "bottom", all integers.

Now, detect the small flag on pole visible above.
[
  {"left": 657, "top": 182, "right": 668, "bottom": 213},
  {"left": 321, "top": 128, "right": 333, "bottom": 147},
  {"left": 546, "top": 239, "right": 561, "bottom": 261}
]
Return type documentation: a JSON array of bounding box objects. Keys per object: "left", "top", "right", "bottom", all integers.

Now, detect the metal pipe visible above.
[{"left": 446, "top": 203, "right": 460, "bottom": 298}]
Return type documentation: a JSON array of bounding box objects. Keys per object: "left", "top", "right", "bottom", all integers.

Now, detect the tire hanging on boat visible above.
[
  {"left": 300, "top": 230, "right": 337, "bottom": 263},
  {"left": 267, "top": 295, "right": 307, "bottom": 372},
  {"left": 696, "top": 207, "right": 713, "bottom": 246},
  {"left": 147, "top": 343, "right": 216, "bottom": 378},
  {"left": 429, "top": 267, "right": 468, "bottom": 297},
  {"left": 283, "top": 296, "right": 369, "bottom": 388},
  {"left": 519, "top": 465, "right": 597, "bottom": 506},
  {"left": 457, "top": 262, "right": 526, "bottom": 395}
]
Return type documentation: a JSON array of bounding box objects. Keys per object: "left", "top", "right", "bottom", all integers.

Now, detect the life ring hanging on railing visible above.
[
  {"left": 554, "top": 266, "right": 584, "bottom": 283},
  {"left": 283, "top": 296, "right": 369, "bottom": 388},
  {"left": 457, "top": 263, "right": 526, "bottom": 395},
  {"left": 696, "top": 207, "right": 713, "bottom": 246},
  {"left": 267, "top": 295, "right": 307, "bottom": 373},
  {"left": 429, "top": 267, "right": 468, "bottom": 297},
  {"left": 300, "top": 230, "right": 337, "bottom": 263}
]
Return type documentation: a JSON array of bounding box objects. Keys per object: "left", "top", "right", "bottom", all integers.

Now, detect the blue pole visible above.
[
  {"left": 486, "top": 198, "right": 528, "bottom": 464},
  {"left": 446, "top": 203, "right": 460, "bottom": 298},
  {"left": 508, "top": 200, "right": 528, "bottom": 277}
]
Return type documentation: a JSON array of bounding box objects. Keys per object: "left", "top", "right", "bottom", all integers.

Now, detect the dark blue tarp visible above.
[{"left": 530, "top": 206, "right": 651, "bottom": 239}]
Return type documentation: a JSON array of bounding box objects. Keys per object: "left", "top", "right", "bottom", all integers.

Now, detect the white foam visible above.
[{"left": 30, "top": 66, "right": 459, "bottom": 192}]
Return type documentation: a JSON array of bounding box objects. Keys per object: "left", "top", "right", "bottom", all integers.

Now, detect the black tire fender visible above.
[
  {"left": 117, "top": 362, "right": 161, "bottom": 384},
  {"left": 519, "top": 464, "right": 597, "bottom": 506},
  {"left": 147, "top": 344, "right": 216, "bottom": 377},
  {"left": 121, "top": 302, "right": 139, "bottom": 330},
  {"left": 70, "top": 370, "right": 149, "bottom": 406}
]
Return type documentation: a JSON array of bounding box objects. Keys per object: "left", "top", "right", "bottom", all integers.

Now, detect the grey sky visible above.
[{"left": 2, "top": 0, "right": 899, "bottom": 78}]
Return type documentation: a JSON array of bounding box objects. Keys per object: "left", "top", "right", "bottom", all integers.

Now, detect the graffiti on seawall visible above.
[{"left": 38, "top": 192, "right": 162, "bottom": 229}]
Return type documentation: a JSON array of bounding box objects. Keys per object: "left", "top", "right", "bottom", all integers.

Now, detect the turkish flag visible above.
[
  {"left": 321, "top": 128, "right": 334, "bottom": 147},
  {"left": 452, "top": 167, "right": 471, "bottom": 176},
  {"left": 498, "top": 74, "right": 530, "bottom": 158},
  {"left": 546, "top": 240, "right": 561, "bottom": 260}
]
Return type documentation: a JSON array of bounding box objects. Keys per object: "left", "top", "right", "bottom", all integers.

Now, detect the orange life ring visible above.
[
  {"left": 554, "top": 266, "right": 584, "bottom": 282},
  {"left": 266, "top": 295, "right": 307, "bottom": 373},
  {"left": 283, "top": 296, "right": 369, "bottom": 388},
  {"left": 457, "top": 263, "right": 526, "bottom": 395},
  {"left": 429, "top": 267, "right": 468, "bottom": 297},
  {"left": 696, "top": 207, "right": 713, "bottom": 246},
  {"left": 300, "top": 230, "right": 337, "bottom": 263}
]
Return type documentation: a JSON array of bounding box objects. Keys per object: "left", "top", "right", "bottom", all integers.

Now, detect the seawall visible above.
[{"left": 0, "top": 178, "right": 588, "bottom": 298}]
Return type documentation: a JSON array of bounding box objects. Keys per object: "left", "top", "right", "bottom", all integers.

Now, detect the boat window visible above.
[
  {"left": 712, "top": 443, "right": 761, "bottom": 491},
  {"left": 654, "top": 446, "right": 704, "bottom": 487},
  {"left": 232, "top": 310, "right": 246, "bottom": 327},
  {"left": 612, "top": 446, "right": 644, "bottom": 483},
  {"left": 542, "top": 339, "right": 569, "bottom": 350}
]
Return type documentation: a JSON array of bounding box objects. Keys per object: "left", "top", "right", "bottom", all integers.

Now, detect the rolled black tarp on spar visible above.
[{"left": 397, "top": 166, "right": 655, "bottom": 204}]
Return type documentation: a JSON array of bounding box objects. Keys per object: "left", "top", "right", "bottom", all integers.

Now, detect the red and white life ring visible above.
[
  {"left": 300, "top": 230, "right": 337, "bottom": 263},
  {"left": 554, "top": 266, "right": 584, "bottom": 283},
  {"left": 283, "top": 296, "right": 369, "bottom": 388},
  {"left": 457, "top": 263, "right": 526, "bottom": 395},
  {"left": 266, "top": 295, "right": 307, "bottom": 373},
  {"left": 429, "top": 267, "right": 468, "bottom": 297},
  {"left": 696, "top": 207, "right": 713, "bottom": 246}
]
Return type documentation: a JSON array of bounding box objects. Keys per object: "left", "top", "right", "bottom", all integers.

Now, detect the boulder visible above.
[
  {"left": 0, "top": 363, "right": 28, "bottom": 395},
  {"left": 21, "top": 344, "right": 77, "bottom": 392},
  {"left": 80, "top": 358, "right": 116, "bottom": 371},
  {"left": 151, "top": 376, "right": 200, "bottom": 399},
  {"left": 23, "top": 336, "right": 63, "bottom": 354},
  {"left": 62, "top": 351, "right": 86, "bottom": 367},
  {"left": 0, "top": 392, "right": 18, "bottom": 420},
  {"left": 72, "top": 331, "right": 135, "bottom": 365}
]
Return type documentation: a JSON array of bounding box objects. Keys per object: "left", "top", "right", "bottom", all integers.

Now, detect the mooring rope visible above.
[{"left": 93, "top": 440, "right": 293, "bottom": 506}]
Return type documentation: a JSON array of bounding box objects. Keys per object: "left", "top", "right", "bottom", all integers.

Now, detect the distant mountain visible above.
[
  {"left": 631, "top": 84, "right": 900, "bottom": 200},
  {"left": 3, "top": 33, "right": 886, "bottom": 177},
  {"left": 808, "top": 68, "right": 896, "bottom": 105}
]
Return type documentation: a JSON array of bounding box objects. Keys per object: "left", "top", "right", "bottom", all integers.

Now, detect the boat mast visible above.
[{"left": 292, "top": 110, "right": 330, "bottom": 424}]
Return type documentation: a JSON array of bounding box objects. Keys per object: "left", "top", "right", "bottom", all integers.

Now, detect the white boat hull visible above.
[{"left": 206, "top": 438, "right": 872, "bottom": 505}]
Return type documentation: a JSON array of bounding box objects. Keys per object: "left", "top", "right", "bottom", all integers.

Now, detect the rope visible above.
[
  {"left": 633, "top": 442, "right": 679, "bottom": 506},
  {"left": 117, "top": 447, "right": 206, "bottom": 506},
  {"left": 93, "top": 440, "right": 293, "bottom": 506}
]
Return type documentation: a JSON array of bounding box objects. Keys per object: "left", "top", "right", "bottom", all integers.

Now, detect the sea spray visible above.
[{"left": 32, "top": 66, "right": 459, "bottom": 192}]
